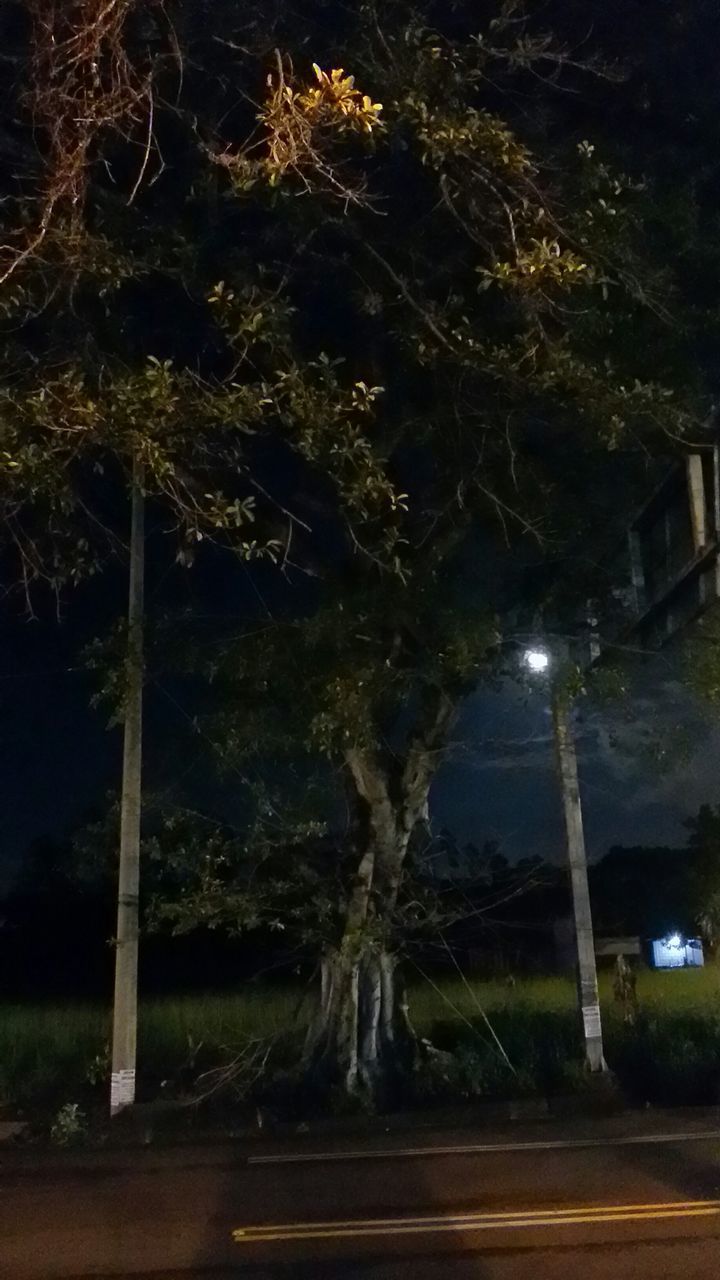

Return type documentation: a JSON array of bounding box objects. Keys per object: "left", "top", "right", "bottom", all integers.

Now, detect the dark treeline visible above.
[{"left": 4, "top": 806, "right": 718, "bottom": 999}]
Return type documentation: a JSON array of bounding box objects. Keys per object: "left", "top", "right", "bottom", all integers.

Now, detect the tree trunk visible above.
[
  {"left": 302, "top": 692, "right": 455, "bottom": 1104},
  {"left": 303, "top": 937, "right": 419, "bottom": 1102}
]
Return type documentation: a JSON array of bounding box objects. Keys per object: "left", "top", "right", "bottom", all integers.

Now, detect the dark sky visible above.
[
  {"left": 433, "top": 665, "right": 720, "bottom": 865},
  {"left": 1, "top": 603, "right": 117, "bottom": 891},
  {"left": 3, "top": 593, "right": 719, "bottom": 894}
]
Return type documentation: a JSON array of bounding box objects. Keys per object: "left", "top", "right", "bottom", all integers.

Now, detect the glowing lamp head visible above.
[
  {"left": 667, "top": 932, "right": 682, "bottom": 949},
  {"left": 524, "top": 648, "right": 550, "bottom": 674}
]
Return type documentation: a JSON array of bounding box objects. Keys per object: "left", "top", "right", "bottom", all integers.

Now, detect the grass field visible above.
[{"left": 3, "top": 967, "right": 720, "bottom": 1115}]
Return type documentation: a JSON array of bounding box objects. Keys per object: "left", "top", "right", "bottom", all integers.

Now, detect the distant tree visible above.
[
  {"left": 592, "top": 811, "right": 720, "bottom": 954},
  {"left": 685, "top": 805, "right": 720, "bottom": 953},
  {"left": 688, "top": 615, "right": 720, "bottom": 704},
  {"left": 591, "top": 845, "right": 694, "bottom": 939}
]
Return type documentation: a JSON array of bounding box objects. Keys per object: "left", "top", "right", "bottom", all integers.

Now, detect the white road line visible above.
[{"left": 248, "top": 1128, "right": 720, "bottom": 1166}]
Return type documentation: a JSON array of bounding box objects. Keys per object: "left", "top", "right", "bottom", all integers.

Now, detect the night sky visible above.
[
  {"left": 434, "top": 669, "right": 720, "bottom": 866},
  {"left": 3, "top": 594, "right": 719, "bottom": 894}
]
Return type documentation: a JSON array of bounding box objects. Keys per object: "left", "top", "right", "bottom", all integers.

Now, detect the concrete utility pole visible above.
[
  {"left": 110, "top": 459, "right": 145, "bottom": 1116},
  {"left": 551, "top": 682, "right": 606, "bottom": 1073}
]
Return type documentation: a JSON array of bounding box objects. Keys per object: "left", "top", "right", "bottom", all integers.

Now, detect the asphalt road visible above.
[{"left": 3, "top": 1115, "right": 720, "bottom": 1278}]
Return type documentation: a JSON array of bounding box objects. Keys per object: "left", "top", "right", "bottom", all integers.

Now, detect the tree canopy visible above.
[{"left": 3, "top": 0, "right": 716, "bottom": 1103}]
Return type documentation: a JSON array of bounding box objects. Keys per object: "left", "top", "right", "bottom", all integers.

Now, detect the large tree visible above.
[
  {"left": 139, "top": 2, "right": 706, "bottom": 1104},
  {"left": 4, "top": 1, "right": 712, "bottom": 1105}
]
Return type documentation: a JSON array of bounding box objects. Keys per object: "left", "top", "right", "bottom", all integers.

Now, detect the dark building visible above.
[{"left": 612, "top": 445, "right": 720, "bottom": 648}]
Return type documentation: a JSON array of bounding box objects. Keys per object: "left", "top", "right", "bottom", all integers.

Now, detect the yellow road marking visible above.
[
  {"left": 235, "top": 1198, "right": 720, "bottom": 1234},
  {"left": 232, "top": 1199, "right": 720, "bottom": 1244}
]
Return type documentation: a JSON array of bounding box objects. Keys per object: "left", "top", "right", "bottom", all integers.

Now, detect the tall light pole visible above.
[
  {"left": 110, "top": 458, "right": 145, "bottom": 1116},
  {"left": 524, "top": 646, "right": 606, "bottom": 1073}
]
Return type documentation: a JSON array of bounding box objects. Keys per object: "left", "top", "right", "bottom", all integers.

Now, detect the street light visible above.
[
  {"left": 522, "top": 641, "right": 606, "bottom": 1074},
  {"left": 524, "top": 648, "right": 550, "bottom": 674}
]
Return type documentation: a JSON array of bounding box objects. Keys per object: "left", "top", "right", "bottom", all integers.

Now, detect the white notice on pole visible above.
[
  {"left": 110, "top": 1069, "right": 136, "bottom": 1114},
  {"left": 582, "top": 1003, "right": 602, "bottom": 1039}
]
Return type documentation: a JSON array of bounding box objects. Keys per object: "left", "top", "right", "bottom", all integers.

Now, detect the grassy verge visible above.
[
  {"left": 0, "top": 986, "right": 311, "bottom": 1111},
  {"left": 2, "top": 968, "right": 720, "bottom": 1115},
  {"left": 417, "top": 969, "right": 720, "bottom": 1107}
]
